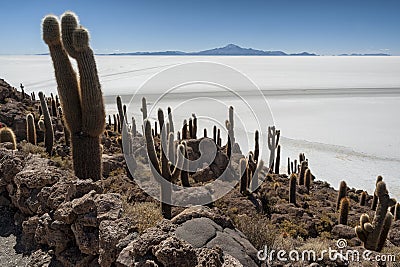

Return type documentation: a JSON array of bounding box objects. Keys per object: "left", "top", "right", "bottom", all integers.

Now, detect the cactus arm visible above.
[
  {"left": 42, "top": 15, "right": 82, "bottom": 133},
  {"left": 144, "top": 119, "right": 161, "bottom": 174},
  {"left": 171, "top": 144, "right": 185, "bottom": 182}
]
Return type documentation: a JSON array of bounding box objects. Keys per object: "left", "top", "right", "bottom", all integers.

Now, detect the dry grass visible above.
[
  {"left": 123, "top": 201, "right": 162, "bottom": 233},
  {"left": 20, "top": 142, "right": 45, "bottom": 155}
]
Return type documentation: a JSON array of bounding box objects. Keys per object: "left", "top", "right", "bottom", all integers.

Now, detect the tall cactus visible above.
[
  {"left": 298, "top": 161, "right": 308, "bottom": 185},
  {"left": 39, "top": 92, "right": 54, "bottom": 155},
  {"left": 26, "top": 113, "right": 37, "bottom": 145},
  {"left": 305, "top": 168, "right": 312, "bottom": 193},
  {"left": 336, "top": 181, "right": 347, "bottom": 210},
  {"left": 289, "top": 173, "right": 297, "bottom": 205},
  {"left": 267, "top": 126, "right": 280, "bottom": 172},
  {"left": 355, "top": 181, "right": 396, "bottom": 251},
  {"left": 239, "top": 158, "right": 248, "bottom": 194},
  {"left": 274, "top": 144, "right": 281, "bottom": 174},
  {"left": 254, "top": 130, "right": 259, "bottom": 163},
  {"left": 141, "top": 97, "right": 148, "bottom": 122},
  {"left": 167, "top": 107, "right": 174, "bottom": 133},
  {"left": 339, "top": 197, "right": 350, "bottom": 225},
  {"left": 0, "top": 127, "right": 17, "bottom": 150},
  {"left": 144, "top": 109, "right": 185, "bottom": 219},
  {"left": 394, "top": 203, "right": 400, "bottom": 221},
  {"left": 116, "top": 95, "right": 125, "bottom": 130},
  {"left": 42, "top": 12, "right": 105, "bottom": 180}
]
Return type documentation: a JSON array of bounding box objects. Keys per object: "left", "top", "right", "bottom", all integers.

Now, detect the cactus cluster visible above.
[
  {"left": 355, "top": 181, "right": 396, "bottom": 251},
  {"left": 42, "top": 12, "right": 105, "bottom": 180}
]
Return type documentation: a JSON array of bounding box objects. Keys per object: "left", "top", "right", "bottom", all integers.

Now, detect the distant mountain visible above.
[
  {"left": 338, "top": 53, "right": 391, "bottom": 56},
  {"left": 102, "top": 44, "right": 318, "bottom": 56}
]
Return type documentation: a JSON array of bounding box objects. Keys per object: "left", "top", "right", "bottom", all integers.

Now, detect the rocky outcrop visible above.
[{"left": 0, "top": 148, "right": 256, "bottom": 267}]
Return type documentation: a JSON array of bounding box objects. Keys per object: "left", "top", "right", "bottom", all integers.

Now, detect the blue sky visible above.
[{"left": 1, "top": 0, "right": 399, "bottom": 55}]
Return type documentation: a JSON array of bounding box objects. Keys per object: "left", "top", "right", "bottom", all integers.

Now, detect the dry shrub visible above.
[{"left": 124, "top": 201, "right": 162, "bottom": 233}]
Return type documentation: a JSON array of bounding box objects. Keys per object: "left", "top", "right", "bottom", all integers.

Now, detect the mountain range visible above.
[{"left": 103, "top": 44, "right": 318, "bottom": 56}]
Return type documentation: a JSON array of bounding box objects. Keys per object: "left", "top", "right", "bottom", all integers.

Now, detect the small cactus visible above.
[
  {"left": 336, "top": 181, "right": 347, "bottom": 211},
  {"left": 267, "top": 126, "right": 280, "bottom": 172},
  {"left": 213, "top": 125, "right": 217, "bottom": 143},
  {"left": 339, "top": 197, "right": 350, "bottom": 225},
  {"left": 287, "top": 157, "right": 291, "bottom": 175},
  {"left": 0, "top": 127, "right": 17, "bottom": 150},
  {"left": 39, "top": 92, "right": 54, "bottom": 155},
  {"left": 360, "top": 191, "right": 367, "bottom": 206},
  {"left": 192, "top": 113, "right": 197, "bottom": 139},
  {"left": 289, "top": 173, "right": 297, "bottom": 205},
  {"left": 26, "top": 113, "right": 37, "bottom": 145},
  {"left": 141, "top": 97, "right": 148, "bottom": 122},
  {"left": 167, "top": 107, "right": 174, "bottom": 133},
  {"left": 203, "top": 128, "right": 207, "bottom": 138},
  {"left": 305, "top": 168, "right": 312, "bottom": 193}
]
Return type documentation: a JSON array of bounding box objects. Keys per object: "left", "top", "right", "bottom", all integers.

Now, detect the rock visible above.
[
  {"left": 172, "top": 206, "right": 233, "bottom": 229},
  {"left": 95, "top": 193, "right": 123, "bottom": 221},
  {"left": 152, "top": 236, "right": 197, "bottom": 267},
  {"left": 388, "top": 220, "right": 400, "bottom": 246},
  {"left": 331, "top": 224, "right": 356, "bottom": 240},
  {"left": 175, "top": 217, "right": 221, "bottom": 248},
  {"left": 99, "top": 218, "right": 136, "bottom": 267}
]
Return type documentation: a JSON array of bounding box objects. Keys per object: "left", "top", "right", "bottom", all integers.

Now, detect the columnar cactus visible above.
[
  {"left": 289, "top": 173, "right": 297, "bottom": 205},
  {"left": 254, "top": 130, "right": 259, "bottom": 163},
  {"left": 299, "top": 161, "right": 308, "bottom": 185},
  {"left": 26, "top": 113, "right": 37, "bottom": 145},
  {"left": 144, "top": 109, "right": 185, "bottom": 219},
  {"left": 131, "top": 117, "right": 137, "bottom": 137},
  {"left": 167, "top": 107, "right": 174, "bottom": 133},
  {"left": 203, "top": 128, "right": 207, "bottom": 138},
  {"left": 305, "top": 168, "right": 312, "bottom": 193},
  {"left": 239, "top": 158, "right": 248, "bottom": 194},
  {"left": 336, "top": 181, "right": 347, "bottom": 210},
  {"left": 213, "top": 125, "right": 217, "bottom": 143},
  {"left": 0, "top": 127, "right": 17, "bottom": 150},
  {"left": 113, "top": 114, "right": 117, "bottom": 132},
  {"left": 141, "top": 97, "right": 148, "bottom": 122},
  {"left": 42, "top": 12, "right": 105, "bottom": 180},
  {"left": 274, "top": 145, "right": 281, "bottom": 174},
  {"left": 360, "top": 191, "right": 367, "bottom": 206},
  {"left": 188, "top": 118, "right": 193, "bottom": 138},
  {"left": 287, "top": 157, "right": 291, "bottom": 175},
  {"left": 355, "top": 181, "right": 396, "bottom": 251},
  {"left": 371, "top": 176, "right": 383, "bottom": 211},
  {"left": 394, "top": 203, "right": 400, "bottom": 221},
  {"left": 182, "top": 120, "right": 188, "bottom": 140},
  {"left": 192, "top": 113, "right": 197, "bottom": 139},
  {"left": 249, "top": 160, "right": 264, "bottom": 192},
  {"left": 228, "top": 106, "right": 235, "bottom": 144},
  {"left": 267, "top": 126, "right": 280, "bottom": 172},
  {"left": 339, "top": 197, "right": 350, "bottom": 225},
  {"left": 116, "top": 95, "right": 125, "bottom": 130},
  {"left": 39, "top": 92, "right": 54, "bottom": 155}
]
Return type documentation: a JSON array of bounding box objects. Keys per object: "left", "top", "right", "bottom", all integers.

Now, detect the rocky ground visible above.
[{"left": 1, "top": 78, "right": 400, "bottom": 267}]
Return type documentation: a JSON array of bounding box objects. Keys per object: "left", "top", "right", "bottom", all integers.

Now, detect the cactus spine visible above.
[
  {"left": 42, "top": 12, "right": 105, "bottom": 180},
  {"left": 39, "top": 92, "right": 54, "bottom": 155},
  {"left": 336, "top": 181, "right": 347, "bottom": 210},
  {"left": 26, "top": 113, "right": 37, "bottom": 145},
  {"left": 355, "top": 181, "right": 397, "bottom": 251},
  {"left": 339, "top": 197, "right": 350, "bottom": 225},
  {"left": 0, "top": 127, "right": 17, "bottom": 150},
  {"left": 289, "top": 173, "right": 297, "bottom": 205}
]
